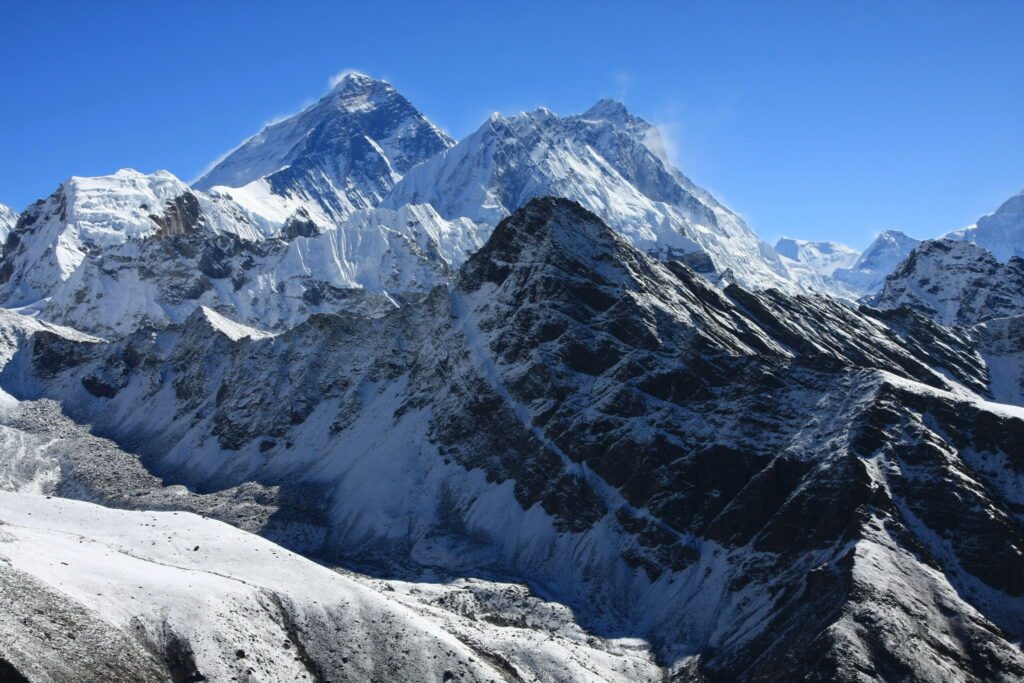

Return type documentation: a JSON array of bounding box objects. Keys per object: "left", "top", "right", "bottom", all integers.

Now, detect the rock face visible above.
[
  {"left": 948, "top": 187, "right": 1024, "bottom": 261},
  {"left": 195, "top": 72, "right": 454, "bottom": 227},
  {"left": 4, "top": 198, "right": 1023, "bottom": 680},
  {"left": 874, "top": 238, "right": 1024, "bottom": 326},
  {"left": 831, "top": 229, "right": 921, "bottom": 298},
  {"left": 874, "top": 236, "right": 1024, "bottom": 410},
  {"left": 384, "top": 101, "right": 800, "bottom": 292}
]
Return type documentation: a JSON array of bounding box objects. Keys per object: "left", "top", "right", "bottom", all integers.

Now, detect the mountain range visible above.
[{"left": 1, "top": 73, "right": 1023, "bottom": 682}]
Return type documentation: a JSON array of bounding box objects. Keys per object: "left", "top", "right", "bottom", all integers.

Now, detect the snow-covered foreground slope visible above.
[
  {"left": 0, "top": 491, "right": 661, "bottom": 682},
  {"left": 5, "top": 198, "right": 1023, "bottom": 680},
  {"left": 196, "top": 72, "right": 454, "bottom": 228},
  {"left": 384, "top": 101, "right": 799, "bottom": 291}
]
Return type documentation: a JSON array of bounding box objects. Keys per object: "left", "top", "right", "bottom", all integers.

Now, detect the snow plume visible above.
[{"left": 328, "top": 68, "right": 364, "bottom": 88}]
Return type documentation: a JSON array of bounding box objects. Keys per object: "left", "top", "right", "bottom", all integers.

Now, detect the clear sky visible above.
[{"left": 1, "top": 1, "right": 1022, "bottom": 249}]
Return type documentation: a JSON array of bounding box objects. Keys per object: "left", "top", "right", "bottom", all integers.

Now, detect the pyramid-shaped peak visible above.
[
  {"left": 327, "top": 70, "right": 385, "bottom": 93},
  {"left": 457, "top": 196, "right": 631, "bottom": 291},
  {"left": 195, "top": 72, "right": 451, "bottom": 201},
  {"left": 582, "top": 98, "right": 631, "bottom": 121}
]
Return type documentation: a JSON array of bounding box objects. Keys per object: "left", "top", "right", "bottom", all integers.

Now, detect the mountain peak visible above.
[
  {"left": 581, "top": 98, "right": 632, "bottom": 123},
  {"left": 828, "top": 228, "right": 921, "bottom": 297},
  {"left": 947, "top": 186, "right": 1024, "bottom": 262},
  {"left": 877, "top": 228, "right": 913, "bottom": 241},
  {"left": 478, "top": 196, "right": 617, "bottom": 252},
  {"left": 387, "top": 99, "right": 798, "bottom": 292},
  {"left": 328, "top": 70, "right": 375, "bottom": 89},
  {"left": 194, "top": 74, "right": 452, "bottom": 223},
  {"left": 326, "top": 71, "right": 394, "bottom": 102},
  {"left": 856, "top": 230, "right": 919, "bottom": 265},
  {"left": 875, "top": 237, "right": 1024, "bottom": 326},
  {"left": 457, "top": 197, "right": 627, "bottom": 291}
]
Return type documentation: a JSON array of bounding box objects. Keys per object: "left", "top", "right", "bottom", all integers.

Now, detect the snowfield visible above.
[{"left": 0, "top": 491, "right": 663, "bottom": 682}]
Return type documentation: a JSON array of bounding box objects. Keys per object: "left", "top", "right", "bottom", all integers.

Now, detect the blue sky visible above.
[{"left": 1, "top": 1, "right": 1022, "bottom": 249}]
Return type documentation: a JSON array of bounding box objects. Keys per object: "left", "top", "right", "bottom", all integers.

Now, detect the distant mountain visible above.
[
  {"left": 830, "top": 229, "right": 920, "bottom": 297},
  {"left": 195, "top": 72, "right": 453, "bottom": 228},
  {"left": 870, "top": 185, "right": 1024, "bottom": 326},
  {"left": 947, "top": 187, "right": 1024, "bottom": 261},
  {"left": 0, "top": 169, "right": 482, "bottom": 336},
  {"left": 0, "top": 83, "right": 820, "bottom": 337},
  {"left": 774, "top": 237, "right": 859, "bottom": 277},
  {"left": 875, "top": 238, "right": 1024, "bottom": 327},
  {"left": 384, "top": 100, "right": 800, "bottom": 291},
  {"left": 0, "top": 170, "right": 273, "bottom": 306}
]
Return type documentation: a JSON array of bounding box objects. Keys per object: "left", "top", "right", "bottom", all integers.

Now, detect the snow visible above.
[
  {"left": 194, "top": 73, "right": 454, "bottom": 226},
  {"left": 874, "top": 238, "right": 1024, "bottom": 326},
  {"left": 830, "top": 229, "right": 921, "bottom": 297},
  {"left": 199, "top": 306, "right": 274, "bottom": 341},
  {"left": 274, "top": 203, "right": 486, "bottom": 292},
  {"left": 774, "top": 237, "right": 859, "bottom": 277},
  {"left": 0, "top": 203, "right": 17, "bottom": 247},
  {"left": 209, "top": 177, "right": 331, "bottom": 226},
  {"left": 878, "top": 368, "right": 1024, "bottom": 420},
  {"left": 0, "top": 491, "right": 661, "bottom": 681},
  {"left": 947, "top": 187, "right": 1024, "bottom": 261},
  {"left": 383, "top": 102, "right": 802, "bottom": 292}
]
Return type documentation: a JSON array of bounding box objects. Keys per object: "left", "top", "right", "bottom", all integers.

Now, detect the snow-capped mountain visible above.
[
  {"left": 195, "top": 72, "right": 453, "bottom": 228},
  {"left": 384, "top": 101, "right": 799, "bottom": 291},
  {"left": 0, "top": 77, "right": 815, "bottom": 341},
  {"left": 0, "top": 169, "right": 484, "bottom": 336},
  {"left": 947, "top": 187, "right": 1024, "bottom": 261},
  {"left": 0, "top": 203, "right": 16, "bottom": 249},
  {"left": 830, "top": 229, "right": 921, "bottom": 297},
  {"left": 0, "top": 169, "right": 274, "bottom": 307},
  {"left": 874, "top": 238, "right": 1024, "bottom": 326},
  {"left": 774, "top": 237, "right": 859, "bottom": 277},
  {"left": 4, "top": 198, "right": 1022, "bottom": 680},
  {"left": 3, "top": 65, "right": 1024, "bottom": 681}
]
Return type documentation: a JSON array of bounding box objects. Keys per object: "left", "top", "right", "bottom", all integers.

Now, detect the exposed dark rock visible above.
[{"left": 151, "top": 192, "right": 204, "bottom": 238}]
